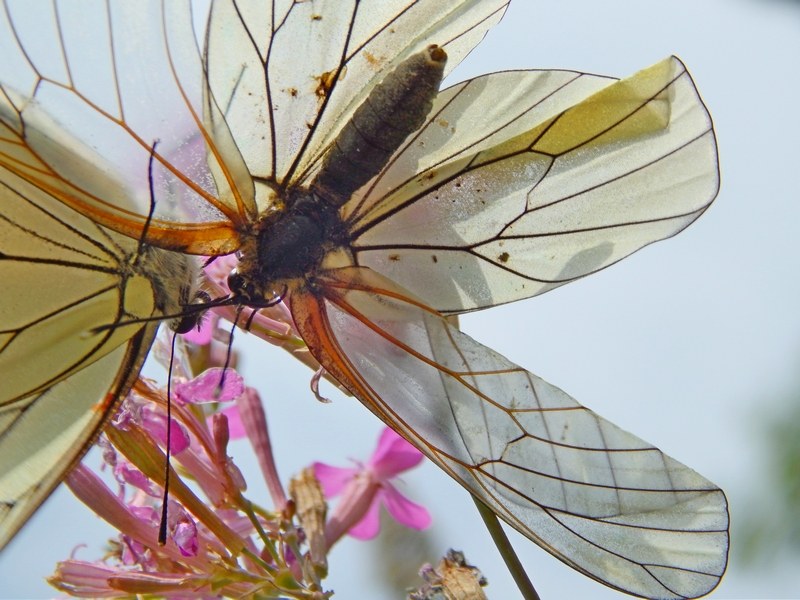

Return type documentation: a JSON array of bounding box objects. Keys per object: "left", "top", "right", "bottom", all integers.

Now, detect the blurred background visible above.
[{"left": 1, "top": 0, "right": 798, "bottom": 598}]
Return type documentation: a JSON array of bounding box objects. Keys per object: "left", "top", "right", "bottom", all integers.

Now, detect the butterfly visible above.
[
  {"left": 0, "top": 127, "right": 200, "bottom": 549},
  {"left": 0, "top": 1, "right": 728, "bottom": 598}
]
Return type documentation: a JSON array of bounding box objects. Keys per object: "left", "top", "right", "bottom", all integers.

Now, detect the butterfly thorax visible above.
[
  {"left": 136, "top": 246, "right": 201, "bottom": 334},
  {"left": 229, "top": 45, "right": 447, "bottom": 306},
  {"left": 229, "top": 188, "right": 349, "bottom": 303}
]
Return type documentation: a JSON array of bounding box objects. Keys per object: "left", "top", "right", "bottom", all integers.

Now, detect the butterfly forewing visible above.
[
  {"left": 341, "top": 69, "right": 614, "bottom": 227},
  {"left": 0, "top": 0, "right": 246, "bottom": 254},
  {"left": 290, "top": 266, "right": 728, "bottom": 599},
  {"left": 204, "top": 0, "right": 510, "bottom": 189},
  {"left": 0, "top": 165, "right": 197, "bottom": 549},
  {"left": 348, "top": 56, "right": 719, "bottom": 314}
]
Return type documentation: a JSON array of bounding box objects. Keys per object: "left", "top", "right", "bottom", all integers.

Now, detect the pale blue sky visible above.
[{"left": 1, "top": 1, "right": 799, "bottom": 598}]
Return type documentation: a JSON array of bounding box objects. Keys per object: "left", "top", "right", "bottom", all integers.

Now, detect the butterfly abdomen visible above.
[{"left": 311, "top": 45, "right": 447, "bottom": 206}]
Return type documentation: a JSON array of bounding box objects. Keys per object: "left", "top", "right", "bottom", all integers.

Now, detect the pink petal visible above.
[
  {"left": 312, "top": 462, "right": 358, "bottom": 498},
  {"left": 128, "top": 505, "right": 159, "bottom": 525},
  {"left": 237, "top": 389, "right": 286, "bottom": 508},
  {"left": 381, "top": 484, "right": 431, "bottom": 531},
  {"left": 140, "top": 407, "right": 190, "bottom": 454},
  {"left": 48, "top": 559, "right": 125, "bottom": 597},
  {"left": 323, "top": 472, "right": 379, "bottom": 545},
  {"left": 113, "top": 462, "right": 156, "bottom": 495},
  {"left": 202, "top": 254, "right": 239, "bottom": 290},
  {"left": 214, "top": 404, "right": 246, "bottom": 439},
  {"left": 369, "top": 427, "right": 425, "bottom": 479},
  {"left": 66, "top": 466, "right": 163, "bottom": 555},
  {"left": 105, "top": 571, "right": 214, "bottom": 596},
  {"left": 346, "top": 496, "right": 381, "bottom": 540},
  {"left": 119, "top": 535, "right": 154, "bottom": 569},
  {"left": 168, "top": 503, "right": 199, "bottom": 557},
  {"left": 111, "top": 401, "right": 139, "bottom": 430},
  {"left": 174, "top": 368, "right": 244, "bottom": 404}
]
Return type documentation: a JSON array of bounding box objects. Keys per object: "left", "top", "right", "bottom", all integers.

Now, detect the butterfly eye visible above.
[
  {"left": 227, "top": 269, "right": 255, "bottom": 301},
  {"left": 172, "top": 291, "right": 211, "bottom": 335},
  {"left": 172, "top": 316, "right": 199, "bottom": 335}
]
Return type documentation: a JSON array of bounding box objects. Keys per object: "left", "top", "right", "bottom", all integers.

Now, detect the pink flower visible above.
[
  {"left": 212, "top": 403, "right": 246, "bottom": 440},
  {"left": 313, "top": 427, "right": 431, "bottom": 545},
  {"left": 52, "top": 368, "right": 317, "bottom": 598}
]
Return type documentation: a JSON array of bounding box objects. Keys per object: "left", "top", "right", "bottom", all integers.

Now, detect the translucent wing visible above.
[
  {"left": 290, "top": 266, "right": 729, "bottom": 600},
  {"left": 0, "top": 147, "right": 196, "bottom": 550},
  {"left": 1, "top": 1, "right": 513, "bottom": 255},
  {"left": 347, "top": 57, "right": 719, "bottom": 314},
  {"left": 0, "top": 0, "right": 252, "bottom": 254},
  {"left": 204, "top": 0, "right": 509, "bottom": 189},
  {"left": 0, "top": 333, "right": 153, "bottom": 550}
]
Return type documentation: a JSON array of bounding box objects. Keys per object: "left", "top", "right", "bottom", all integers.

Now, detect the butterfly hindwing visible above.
[{"left": 289, "top": 266, "right": 728, "bottom": 599}]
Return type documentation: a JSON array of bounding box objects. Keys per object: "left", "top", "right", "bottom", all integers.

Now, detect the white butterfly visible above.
[
  {"left": 0, "top": 122, "right": 199, "bottom": 548},
  {"left": 0, "top": 1, "right": 728, "bottom": 597}
]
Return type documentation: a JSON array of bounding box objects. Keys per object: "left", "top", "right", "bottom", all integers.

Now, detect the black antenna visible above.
[
  {"left": 134, "top": 140, "right": 161, "bottom": 268},
  {"left": 215, "top": 306, "right": 243, "bottom": 395},
  {"left": 158, "top": 332, "right": 179, "bottom": 546}
]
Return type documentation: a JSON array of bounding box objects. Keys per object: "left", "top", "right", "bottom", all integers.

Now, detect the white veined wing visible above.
[
  {"left": 204, "top": 0, "right": 511, "bottom": 191},
  {"left": 0, "top": 94, "right": 198, "bottom": 549},
  {"left": 0, "top": 0, "right": 249, "bottom": 252},
  {"left": 289, "top": 267, "right": 728, "bottom": 599},
  {"left": 346, "top": 56, "right": 719, "bottom": 314}
]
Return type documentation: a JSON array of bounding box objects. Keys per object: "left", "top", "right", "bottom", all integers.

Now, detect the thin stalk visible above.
[{"left": 473, "top": 496, "right": 541, "bottom": 600}]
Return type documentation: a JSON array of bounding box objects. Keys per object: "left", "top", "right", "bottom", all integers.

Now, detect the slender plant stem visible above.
[{"left": 473, "top": 496, "right": 541, "bottom": 600}]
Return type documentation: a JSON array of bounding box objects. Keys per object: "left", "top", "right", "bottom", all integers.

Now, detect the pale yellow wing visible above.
[
  {"left": 347, "top": 57, "right": 719, "bottom": 314},
  {"left": 0, "top": 331, "right": 155, "bottom": 550},
  {"left": 0, "top": 160, "right": 196, "bottom": 550}
]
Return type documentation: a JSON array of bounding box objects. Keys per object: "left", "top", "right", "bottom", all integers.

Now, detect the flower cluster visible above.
[{"left": 49, "top": 322, "right": 431, "bottom": 598}]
